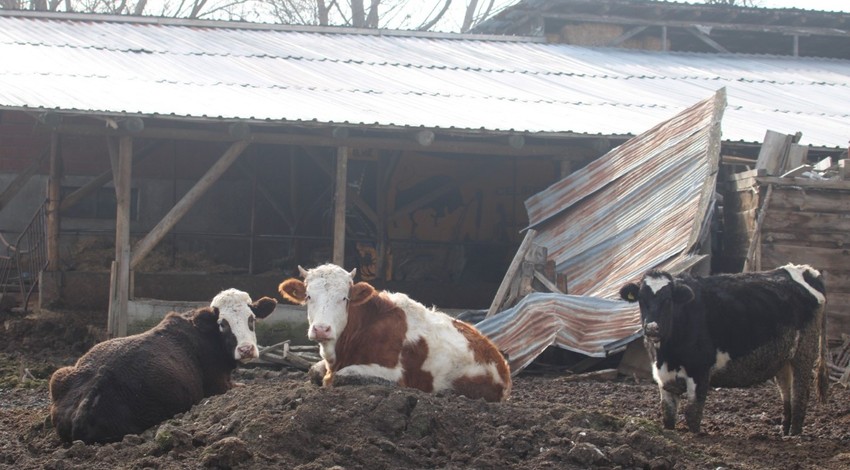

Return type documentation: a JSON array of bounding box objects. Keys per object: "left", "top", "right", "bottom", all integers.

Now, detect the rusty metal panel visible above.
[{"left": 476, "top": 91, "right": 724, "bottom": 367}]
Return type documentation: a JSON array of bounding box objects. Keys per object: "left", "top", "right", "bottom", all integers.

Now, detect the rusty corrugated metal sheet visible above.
[
  {"left": 0, "top": 11, "right": 848, "bottom": 147},
  {"left": 476, "top": 90, "right": 724, "bottom": 372},
  {"left": 476, "top": 293, "right": 641, "bottom": 374}
]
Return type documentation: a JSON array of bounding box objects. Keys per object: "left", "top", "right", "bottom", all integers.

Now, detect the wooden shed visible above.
[{"left": 722, "top": 133, "right": 850, "bottom": 340}]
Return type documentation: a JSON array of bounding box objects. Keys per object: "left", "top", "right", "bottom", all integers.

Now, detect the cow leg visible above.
[
  {"left": 774, "top": 363, "right": 793, "bottom": 435},
  {"left": 684, "top": 374, "right": 710, "bottom": 434},
  {"left": 658, "top": 386, "right": 678, "bottom": 430},
  {"left": 789, "top": 344, "right": 817, "bottom": 436}
]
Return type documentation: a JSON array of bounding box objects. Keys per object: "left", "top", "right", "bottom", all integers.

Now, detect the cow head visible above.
[
  {"left": 279, "top": 264, "right": 375, "bottom": 345},
  {"left": 206, "top": 288, "right": 277, "bottom": 362},
  {"left": 620, "top": 270, "right": 694, "bottom": 342}
]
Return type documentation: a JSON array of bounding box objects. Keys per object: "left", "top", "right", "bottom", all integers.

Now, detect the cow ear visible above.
[
  {"left": 620, "top": 283, "right": 640, "bottom": 302},
  {"left": 192, "top": 307, "right": 220, "bottom": 333},
  {"left": 672, "top": 283, "right": 695, "bottom": 304},
  {"left": 349, "top": 282, "right": 376, "bottom": 306},
  {"left": 251, "top": 297, "right": 277, "bottom": 319},
  {"left": 279, "top": 279, "right": 307, "bottom": 304}
]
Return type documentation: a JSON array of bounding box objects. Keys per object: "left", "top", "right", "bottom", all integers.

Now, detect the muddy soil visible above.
[{"left": 1, "top": 309, "right": 849, "bottom": 470}]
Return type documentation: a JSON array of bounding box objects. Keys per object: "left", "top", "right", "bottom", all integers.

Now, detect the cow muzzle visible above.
[
  {"left": 643, "top": 322, "right": 661, "bottom": 341},
  {"left": 236, "top": 343, "right": 258, "bottom": 362},
  {"left": 308, "top": 323, "right": 333, "bottom": 343}
]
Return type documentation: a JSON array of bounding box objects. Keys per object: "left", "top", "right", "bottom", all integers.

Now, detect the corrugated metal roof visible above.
[
  {"left": 1, "top": 11, "right": 848, "bottom": 147},
  {"left": 475, "top": 90, "right": 723, "bottom": 371}
]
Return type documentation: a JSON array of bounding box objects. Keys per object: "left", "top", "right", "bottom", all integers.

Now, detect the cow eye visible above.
[
  {"left": 248, "top": 316, "right": 255, "bottom": 331},
  {"left": 218, "top": 319, "right": 230, "bottom": 332},
  {"left": 343, "top": 296, "right": 348, "bottom": 303}
]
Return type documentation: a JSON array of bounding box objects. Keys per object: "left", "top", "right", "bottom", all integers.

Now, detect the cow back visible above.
[{"left": 49, "top": 311, "right": 234, "bottom": 443}]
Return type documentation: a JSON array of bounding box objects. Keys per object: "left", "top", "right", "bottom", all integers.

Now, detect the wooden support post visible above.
[
  {"left": 486, "top": 229, "right": 537, "bottom": 318},
  {"left": 46, "top": 133, "right": 61, "bottom": 271},
  {"left": 332, "top": 146, "right": 349, "bottom": 267},
  {"left": 131, "top": 140, "right": 250, "bottom": 269},
  {"left": 376, "top": 153, "right": 389, "bottom": 281},
  {"left": 108, "top": 135, "right": 133, "bottom": 337},
  {"left": 743, "top": 184, "right": 773, "bottom": 273}
]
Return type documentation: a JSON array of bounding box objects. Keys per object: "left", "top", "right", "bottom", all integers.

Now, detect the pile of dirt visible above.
[{"left": 1, "top": 311, "right": 850, "bottom": 469}]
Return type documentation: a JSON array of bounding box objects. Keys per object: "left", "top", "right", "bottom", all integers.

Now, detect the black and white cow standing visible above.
[
  {"left": 620, "top": 263, "right": 828, "bottom": 436},
  {"left": 49, "top": 288, "right": 277, "bottom": 444}
]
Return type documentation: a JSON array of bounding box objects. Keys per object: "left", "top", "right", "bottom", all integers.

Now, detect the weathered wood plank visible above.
[
  {"left": 761, "top": 230, "right": 850, "bottom": 249},
  {"left": 487, "top": 229, "right": 536, "bottom": 319},
  {"left": 762, "top": 244, "right": 850, "bottom": 271},
  {"left": 757, "top": 176, "right": 850, "bottom": 191},
  {"left": 756, "top": 130, "right": 792, "bottom": 176},
  {"left": 332, "top": 146, "right": 349, "bottom": 267},
  {"left": 783, "top": 144, "right": 809, "bottom": 173},
  {"left": 769, "top": 186, "right": 850, "bottom": 213},
  {"left": 763, "top": 210, "right": 850, "bottom": 233}
]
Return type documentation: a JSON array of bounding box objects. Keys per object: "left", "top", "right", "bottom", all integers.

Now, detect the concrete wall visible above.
[{"left": 127, "top": 298, "right": 310, "bottom": 346}]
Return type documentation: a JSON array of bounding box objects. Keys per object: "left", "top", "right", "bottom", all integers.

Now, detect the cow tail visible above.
[{"left": 813, "top": 300, "right": 829, "bottom": 404}]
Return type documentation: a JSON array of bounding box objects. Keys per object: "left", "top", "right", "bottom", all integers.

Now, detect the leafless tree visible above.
[{"left": 0, "top": 0, "right": 512, "bottom": 31}]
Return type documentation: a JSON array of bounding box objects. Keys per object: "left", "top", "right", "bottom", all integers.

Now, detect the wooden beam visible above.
[
  {"left": 46, "top": 133, "right": 61, "bottom": 271},
  {"left": 108, "top": 135, "right": 133, "bottom": 337},
  {"left": 332, "top": 146, "right": 349, "bottom": 267},
  {"left": 0, "top": 148, "right": 49, "bottom": 212},
  {"left": 605, "top": 25, "right": 648, "bottom": 47},
  {"left": 130, "top": 140, "right": 250, "bottom": 268},
  {"left": 52, "top": 123, "right": 585, "bottom": 158},
  {"left": 687, "top": 26, "right": 730, "bottom": 53},
  {"left": 486, "top": 229, "right": 537, "bottom": 319}
]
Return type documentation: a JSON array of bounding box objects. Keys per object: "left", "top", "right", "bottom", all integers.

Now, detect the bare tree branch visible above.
[{"left": 418, "top": 0, "right": 451, "bottom": 31}]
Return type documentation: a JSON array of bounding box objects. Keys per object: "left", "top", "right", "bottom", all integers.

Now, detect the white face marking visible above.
[
  {"left": 645, "top": 275, "right": 671, "bottom": 294},
  {"left": 301, "top": 264, "right": 355, "bottom": 350},
  {"left": 210, "top": 288, "right": 259, "bottom": 362},
  {"left": 782, "top": 264, "right": 825, "bottom": 304}
]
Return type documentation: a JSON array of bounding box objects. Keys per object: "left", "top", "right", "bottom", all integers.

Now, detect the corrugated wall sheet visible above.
[{"left": 476, "top": 90, "right": 725, "bottom": 374}]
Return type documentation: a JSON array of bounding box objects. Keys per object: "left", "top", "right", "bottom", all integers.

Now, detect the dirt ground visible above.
[{"left": 1, "top": 308, "right": 849, "bottom": 470}]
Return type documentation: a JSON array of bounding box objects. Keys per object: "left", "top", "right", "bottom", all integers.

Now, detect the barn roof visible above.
[{"left": 1, "top": 10, "right": 849, "bottom": 149}]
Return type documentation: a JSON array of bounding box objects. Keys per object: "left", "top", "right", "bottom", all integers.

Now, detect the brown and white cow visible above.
[
  {"left": 278, "top": 263, "right": 511, "bottom": 402},
  {"left": 49, "top": 289, "right": 277, "bottom": 444}
]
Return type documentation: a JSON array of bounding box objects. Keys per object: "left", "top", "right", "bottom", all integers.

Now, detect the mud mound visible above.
[{"left": 2, "top": 310, "right": 850, "bottom": 469}]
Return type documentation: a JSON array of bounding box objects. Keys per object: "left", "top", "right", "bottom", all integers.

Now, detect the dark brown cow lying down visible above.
[{"left": 49, "top": 289, "right": 277, "bottom": 444}]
